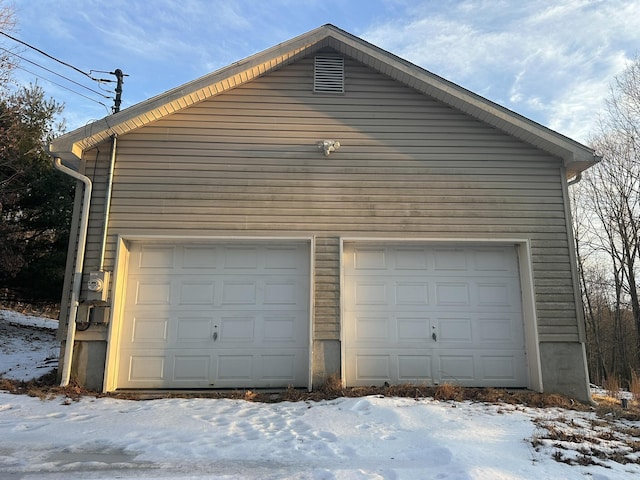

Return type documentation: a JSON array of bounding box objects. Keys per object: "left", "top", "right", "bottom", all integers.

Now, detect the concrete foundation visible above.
[
  {"left": 312, "top": 339, "right": 342, "bottom": 388},
  {"left": 539, "top": 341, "right": 592, "bottom": 403},
  {"left": 71, "top": 341, "right": 107, "bottom": 391},
  {"left": 64, "top": 338, "right": 592, "bottom": 403}
]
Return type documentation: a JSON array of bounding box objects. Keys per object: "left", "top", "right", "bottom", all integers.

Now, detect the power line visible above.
[
  {"left": 1, "top": 30, "right": 128, "bottom": 113},
  {"left": 0, "top": 30, "right": 113, "bottom": 83},
  {"left": 15, "top": 65, "right": 111, "bottom": 113},
  {"left": 1, "top": 47, "right": 113, "bottom": 100}
]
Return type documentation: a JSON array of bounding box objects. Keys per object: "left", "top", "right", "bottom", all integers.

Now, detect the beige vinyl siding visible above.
[
  {"left": 315, "top": 236, "right": 340, "bottom": 339},
  {"left": 80, "top": 54, "right": 579, "bottom": 342},
  {"left": 81, "top": 148, "right": 111, "bottom": 275}
]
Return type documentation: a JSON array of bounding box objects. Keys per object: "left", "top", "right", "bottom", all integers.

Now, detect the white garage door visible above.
[
  {"left": 117, "top": 241, "right": 310, "bottom": 389},
  {"left": 344, "top": 244, "right": 527, "bottom": 387}
]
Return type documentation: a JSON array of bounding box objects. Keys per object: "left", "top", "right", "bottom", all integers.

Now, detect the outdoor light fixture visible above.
[{"left": 318, "top": 140, "right": 341, "bottom": 156}]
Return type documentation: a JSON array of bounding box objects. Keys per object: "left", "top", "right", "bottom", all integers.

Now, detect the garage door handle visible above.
[
  {"left": 213, "top": 326, "right": 218, "bottom": 341},
  {"left": 432, "top": 332, "right": 437, "bottom": 342}
]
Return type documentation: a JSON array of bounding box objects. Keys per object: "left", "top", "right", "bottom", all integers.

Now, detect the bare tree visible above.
[
  {"left": 576, "top": 56, "right": 640, "bottom": 384},
  {"left": 0, "top": 1, "right": 17, "bottom": 90},
  {"left": 571, "top": 182, "right": 609, "bottom": 384}
]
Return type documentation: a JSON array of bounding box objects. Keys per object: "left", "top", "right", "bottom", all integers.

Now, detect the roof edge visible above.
[{"left": 50, "top": 23, "right": 598, "bottom": 174}]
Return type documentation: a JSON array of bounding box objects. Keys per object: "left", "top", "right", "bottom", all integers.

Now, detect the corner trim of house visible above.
[
  {"left": 103, "top": 236, "right": 131, "bottom": 392},
  {"left": 516, "top": 240, "right": 543, "bottom": 392},
  {"left": 560, "top": 166, "right": 588, "bottom": 343},
  {"left": 308, "top": 236, "right": 316, "bottom": 392},
  {"left": 338, "top": 238, "right": 346, "bottom": 387}
]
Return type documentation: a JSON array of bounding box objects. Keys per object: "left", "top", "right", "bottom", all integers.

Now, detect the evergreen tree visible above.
[{"left": 0, "top": 84, "right": 74, "bottom": 301}]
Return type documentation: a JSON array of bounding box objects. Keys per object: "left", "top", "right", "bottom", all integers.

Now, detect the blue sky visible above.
[{"left": 5, "top": 0, "right": 640, "bottom": 143}]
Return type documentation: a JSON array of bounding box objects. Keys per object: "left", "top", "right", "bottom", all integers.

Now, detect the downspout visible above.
[
  {"left": 53, "top": 157, "right": 92, "bottom": 387},
  {"left": 567, "top": 172, "right": 582, "bottom": 186},
  {"left": 99, "top": 135, "right": 117, "bottom": 270}
]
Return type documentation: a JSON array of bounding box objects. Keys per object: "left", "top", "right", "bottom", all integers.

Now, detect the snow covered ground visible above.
[
  {"left": 1, "top": 308, "right": 639, "bottom": 479},
  {"left": 0, "top": 308, "right": 59, "bottom": 381}
]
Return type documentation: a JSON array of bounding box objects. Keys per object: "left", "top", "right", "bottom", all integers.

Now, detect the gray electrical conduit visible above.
[
  {"left": 52, "top": 157, "right": 93, "bottom": 387},
  {"left": 99, "top": 135, "right": 117, "bottom": 271}
]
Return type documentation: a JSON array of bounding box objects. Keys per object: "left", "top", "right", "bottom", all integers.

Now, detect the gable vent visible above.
[{"left": 314, "top": 56, "right": 344, "bottom": 93}]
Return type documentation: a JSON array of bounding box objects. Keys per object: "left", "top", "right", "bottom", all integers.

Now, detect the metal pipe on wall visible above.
[{"left": 99, "top": 135, "right": 117, "bottom": 271}]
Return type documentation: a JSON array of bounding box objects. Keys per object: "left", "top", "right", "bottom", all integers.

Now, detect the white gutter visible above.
[{"left": 53, "top": 157, "right": 92, "bottom": 386}]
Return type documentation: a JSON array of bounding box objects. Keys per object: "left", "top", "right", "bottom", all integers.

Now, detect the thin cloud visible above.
[
  {"left": 10, "top": 0, "right": 640, "bottom": 141},
  {"left": 363, "top": 0, "right": 640, "bottom": 142}
]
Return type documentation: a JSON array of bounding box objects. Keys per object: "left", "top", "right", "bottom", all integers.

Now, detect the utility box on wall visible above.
[{"left": 87, "top": 271, "right": 110, "bottom": 302}]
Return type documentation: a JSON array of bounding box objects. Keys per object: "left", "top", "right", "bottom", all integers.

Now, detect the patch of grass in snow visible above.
[
  {"left": 0, "top": 300, "right": 59, "bottom": 318},
  {"left": 0, "top": 370, "right": 79, "bottom": 401},
  {"left": 1, "top": 370, "right": 637, "bottom": 417},
  {"left": 532, "top": 411, "right": 640, "bottom": 467}
]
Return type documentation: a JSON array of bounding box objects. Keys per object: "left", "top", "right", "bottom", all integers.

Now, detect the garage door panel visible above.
[
  {"left": 130, "top": 315, "right": 169, "bottom": 343},
  {"left": 182, "top": 245, "right": 218, "bottom": 269},
  {"left": 394, "top": 248, "right": 428, "bottom": 270},
  {"left": 219, "top": 314, "right": 255, "bottom": 343},
  {"left": 224, "top": 247, "right": 258, "bottom": 269},
  {"left": 396, "top": 317, "right": 430, "bottom": 342},
  {"left": 438, "top": 350, "right": 527, "bottom": 386},
  {"left": 139, "top": 245, "right": 175, "bottom": 269},
  {"left": 434, "top": 249, "right": 468, "bottom": 271},
  {"left": 476, "top": 282, "right": 510, "bottom": 306},
  {"left": 262, "top": 314, "right": 299, "bottom": 343},
  {"left": 344, "top": 244, "right": 527, "bottom": 388},
  {"left": 398, "top": 355, "right": 433, "bottom": 383},
  {"left": 434, "top": 315, "right": 523, "bottom": 350},
  {"left": 176, "top": 315, "right": 215, "bottom": 342},
  {"left": 355, "top": 353, "right": 391, "bottom": 382},
  {"left": 260, "top": 354, "right": 296, "bottom": 380},
  {"left": 179, "top": 281, "right": 215, "bottom": 305},
  {"left": 221, "top": 280, "right": 256, "bottom": 305},
  {"left": 214, "top": 351, "right": 307, "bottom": 388},
  {"left": 395, "top": 282, "right": 429, "bottom": 305},
  {"left": 438, "top": 355, "right": 476, "bottom": 381},
  {"left": 477, "top": 317, "right": 520, "bottom": 343},
  {"left": 264, "top": 280, "right": 299, "bottom": 305},
  {"left": 126, "top": 354, "right": 166, "bottom": 382},
  {"left": 436, "top": 317, "right": 473, "bottom": 343},
  {"left": 217, "top": 355, "right": 254, "bottom": 381},
  {"left": 133, "top": 280, "right": 171, "bottom": 305},
  {"left": 173, "top": 354, "right": 211, "bottom": 381},
  {"left": 352, "top": 350, "right": 436, "bottom": 384},
  {"left": 353, "top": 315, "right": 390, "bottom": 342},
  {"left": 118, "top": 241, "right": 310, "bottom": 389},
  {"left": 265, "top": 246, "right": 305, "bottom": 269},
  {"left": 479, "top": 353, "right": 525, "bottom": 381},
  {"left": 435, "top": 282, "right": 470, "bottom": 306},
  {"left": 473, "top": 248, "right": 512, "bottom": 271},
  {"left": 354, "top": 282, "right": 388, "bottom": 306},
  {"left": 353, "top": 248, "right": 387, "bottom": 270}
]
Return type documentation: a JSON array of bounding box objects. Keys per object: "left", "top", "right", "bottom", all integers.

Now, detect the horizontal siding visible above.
[
  {"left": 80, "top": 54, "right": 579, "bottom": 342},
  {"left": 314, "top": 237, "right": 340, "bottom": 339}
]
